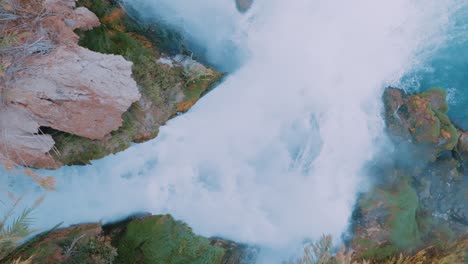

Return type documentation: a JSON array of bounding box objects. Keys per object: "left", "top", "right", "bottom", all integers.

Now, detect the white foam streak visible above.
[{"left": 1, "top": 0, "right": 459, "bottom": 256}]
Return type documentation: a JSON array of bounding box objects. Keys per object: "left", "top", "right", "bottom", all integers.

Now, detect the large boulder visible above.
[
  {"left": 350, "top": 87, "right": 466, "bottom": 261},
  {"left": 383, "top": 88, "right": 459, "bottom": 162},
  {"left": 7, "top": 46, "right": 139, "bottom": 139},
  {"left": 0, "top": 0, "right": 140, "bottom": 168}
]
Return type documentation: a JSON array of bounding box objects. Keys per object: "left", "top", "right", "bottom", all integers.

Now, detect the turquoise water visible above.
[{"left": 401, "top": 5, "right": 468, "bottom": 130}]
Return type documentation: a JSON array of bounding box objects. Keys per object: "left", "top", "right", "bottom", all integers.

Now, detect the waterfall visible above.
[{"left": 1, "top": 0, "right": 462, "bottom": 259}]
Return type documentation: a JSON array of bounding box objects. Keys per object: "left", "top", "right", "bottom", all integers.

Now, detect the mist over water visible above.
[{"left": 1, "top": 0, "right": 463, "bottom": 260}]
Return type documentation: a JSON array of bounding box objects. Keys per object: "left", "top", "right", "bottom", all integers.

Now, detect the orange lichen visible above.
[
  {"left": 176, "top": 99, "right": 197, "bottom": 113},
  {"left": 102, "top": 8, "right": 126, "bottom": 26}
]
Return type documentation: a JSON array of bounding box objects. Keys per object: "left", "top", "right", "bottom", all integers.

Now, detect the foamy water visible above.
[{"left": 1, "top": 0, "right": 464, "bottom": 261}]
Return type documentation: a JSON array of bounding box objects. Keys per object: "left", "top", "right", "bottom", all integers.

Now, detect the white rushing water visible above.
[{"left": 1, "top": 0, "right": 462, "bottom": 260}]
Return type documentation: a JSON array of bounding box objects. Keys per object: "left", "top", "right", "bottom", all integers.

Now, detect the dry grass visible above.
[
  {"left": 0, "top": 0, "right": 53, "bottom": 65},
  {"left": 285, "top": 235, "right": 467, "bottom": 264},
  {"left": 0, "top": 0, "right": 57, "bottom": 172}
]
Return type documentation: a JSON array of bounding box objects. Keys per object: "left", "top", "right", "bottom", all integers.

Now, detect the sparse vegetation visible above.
[
  {"left": 286, "top": 235, "right": 467, "bottom": 264},
  {"left": 285, "top": 235, "right": 337, "bottom": 264},
  {"left": 0, "top": 0, "right": 54, "bottom": 59},
  {"left": 61, "top": 236, "right": 117, "bottom": 264}
]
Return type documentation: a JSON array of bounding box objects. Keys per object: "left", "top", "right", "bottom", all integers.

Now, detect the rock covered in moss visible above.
[
  {"left": 0, "top": 0, "right": 140, "bottom": 168},
  {"left": 352, "top": 87, "right": 466, "bottom": 260},
  {"left": 2, "top": 214, "right": 256, "bottom": 264},
  {"left": 48, "top": 0, "right": 222, "bottom": 166},
  {"left": 351, "top": 177, "right": 421, "bottom": 260},
  {"left": 383, "top": 88, "right": 459, "bottom": 162}
]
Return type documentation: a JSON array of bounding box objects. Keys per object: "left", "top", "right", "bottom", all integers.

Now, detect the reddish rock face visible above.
[
  {"left": 383, "top": 88, "right": 458, "bottom": 162},
  {"left": 0, "top": 0, "right": 140, "bottom": 168},
  {"left": 8, "top": 46, "right": 140, "bottom": 139}
]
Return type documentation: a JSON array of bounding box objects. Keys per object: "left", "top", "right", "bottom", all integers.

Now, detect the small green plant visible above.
[{"left": 0, "top": 194, "right": 43, "bottom": 260}]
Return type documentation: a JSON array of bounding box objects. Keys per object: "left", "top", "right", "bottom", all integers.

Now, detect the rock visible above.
[
  {"left": 456, "top": 131, "right": 468, "bottom": 169},
  {"left": 47, "top": 1, "right": 222, "bottom": 166},
  {"left": 8, "top": 46, "right": 139, "bottom": 139},
  {"left": 0, "top": 0, "right": 140, "bottom": 168},
  {"left": 351, "top": 177, "right": 421, "bottom": 261},
  {"left": 210, "top": 238, "right": 259, "bottom": 264},
  {"left": 417, "top": 158, "right": 467, "bottom": 233},
  {"left": 351, "top": 155, "right": 465, "bottom": 260},
  {"left": 235, "top": 0, "right": 253, "bottom": 13},
  {"left": 2, "top": 214, "right": 254, "bottom": 264},
  {"left": 0, "top": 104, "right": 59, "bottom": 168},
  {"left": 383, "top": 88, "right": 459, "bottom": 162},
  {"left": 44, "top": 0, "right": 100, "bottom": 30}
]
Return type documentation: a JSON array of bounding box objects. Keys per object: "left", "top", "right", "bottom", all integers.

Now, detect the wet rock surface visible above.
[
  {"left": 383, "top": 88, "right": 458, "bottom": 163},
  {"left": 351, "top": 87, "right": 467, "bottom": 261}
]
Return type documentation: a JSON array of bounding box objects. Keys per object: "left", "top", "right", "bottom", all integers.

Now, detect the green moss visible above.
[
  {"left": 77, "top": 0, "right": 114, "bottom": 17},
  {"left": 114, "top": 215, "right": 225, "bottom": 264},
  {"left": 50, "top": 0, "right": 221, "bottom": 165},
  {"left": 434, "top": 110, "right": 459, "bottom": 151},
  {"left": 183, "top": 72, "right": 223, "bottom": 101},
  {"left": 52, "top": 114, "right": 136, "bottom": 165},
  {"left": 131, "top": 55, "right": 185, "bottom": 105},
  {"left": 358, "top": 179, "right": 422, "bottom": 261},
  {"left": 354, "top": 238, "right": 374, "bottom": 249},
  {"left": 417, "top": 210, "right": 457, "bottom": 249},
  {"left": 384, "top": 180, "right": 421, "bottom": 249},
  {"left": 63, "top": 238, "right": 117, "bottom": 264},
  {"left": 75, "top": 8, "right": 182, "bottom": 107},
  {"left": 360, "top": 244, "right": 400, "bottom": 261},
  {"left": 420, "top": 88, "right": 449, "bottom": 113},
  {"left": 404, "top": 88, "right": 458, "bottom": 154}
]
